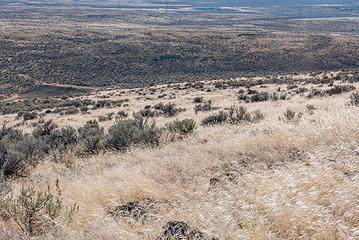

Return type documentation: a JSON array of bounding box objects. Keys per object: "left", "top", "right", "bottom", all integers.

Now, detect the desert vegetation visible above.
[
  {"left": 1, "top": 1, "right": 359, "bottom": 239},
  {"left": 1, "top": 3, "right": 359, "bottom": 99},
  {"left": 1, "top": 69, "right": 359, "bottom": 239}
]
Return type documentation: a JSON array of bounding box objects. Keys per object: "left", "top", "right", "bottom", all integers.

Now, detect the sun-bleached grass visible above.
[{"left": 2, "top": 79, "right": 359, "bottom": 239}]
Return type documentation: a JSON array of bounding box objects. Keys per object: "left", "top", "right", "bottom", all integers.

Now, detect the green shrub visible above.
[
  {"left": 105, "top": 116, "right": 161, "bottom": 151},
  {"left": 0, "top": 123, "right": 11, "bottom": 141},
  {"left": 78, "top": 120, "right": 104, "bottom": 154},
  {"left": 2, "top": 128, "right": 23, "bottom": 144},
  {"left": 167, "top": 119, "right": 196, "bottom": 136},
  {"left": 0, "top": 186, "right": 78, "bottom": 236},
  {"left": 228, "top": 106, "right": 265, "bottom": 123},
  {"left": 0, "top": 147, "right": 25, "bottom": 177}
]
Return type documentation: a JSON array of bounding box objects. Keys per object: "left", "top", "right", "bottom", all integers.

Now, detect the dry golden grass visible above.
[{"left": 1, "top": 76, "right": 359, "bottom": 239}]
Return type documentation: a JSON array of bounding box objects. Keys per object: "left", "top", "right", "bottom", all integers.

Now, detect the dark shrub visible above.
[
  {"left": 306, "top": 104, "right": 317, "bottom": 115},
  {"left": 193, "top": 97, "right": 204, "bottom": 103},
  {"left": 228, "top": 106, "right": 251, "bottom": 123},
  {"left": 283, "top": 108, "right": 302, "bottom": 121},
  {"left": 238, "top": 93, "right": 248, "bottom": 101},
  {"left": 80, "top": 106, "right": 89, "bottom": 113},
  {"left": 23, "top": 112, "right": 37, "bottom": 121},
  {"left": 32, "top": 120, "right": 57, "bottom": 138},
  {"left": 139, "top": 109, "right": 156, "bottom": 118},
  {"left": 0, "top": 123, "right": 11, "bottom": 141},
  {"left": 48, "top": 127, "right": 78, "bottom": 151},
  {"left": 252, "top": 110, "right": 265, "bottom": 123},
  {"left": 78, "top": 120, "right": 104, "bottom": 154},
  {"left": 13, "top": 136, "right": 48, "bottom": 166},
  {"left": 325, "top": 85, "right": 355, "bottom": 96},
  {"left": 280, "top": 94, "right": 287, "bottom": 100},
  {"left": 154, "top": 103, "right": 185, "bottom": 117},
  {"left": 247, "top": 88, "right": 259, "bottom": 95},
  {"left": 64, "top": 107, "right": 79, "bottom": 115},
  {"left": 2, "top": 128, "right": 23, "bottom": 144},
  {"left": 194, "top": 101, "right": 212, "bottom": 114},
  {"left": 105, "top": 116, "right": 161, "bottom": 151},
  {"left": 167, "top": 119, "right": 196, "bottom": 135},
  {"left": 1, "top": 148, "right": 25, "bottom": 177},
  {"left": 98, "top": 113, "right": 115, "bottom": 122},
  {"left": 117, "top": 111, "right": 128, "bottom": 119},
  {"left": 284, "top": 109, "right": 296, "bottom": 121},
  {"left": 109, "top": 202, "right": 148, "bottom": 222},
  {"left": 307, "top": 89, "right": 323, "bottom": 98},
  {"left": 158, "top": 221, "right": 206, "bottom": 240},
  {"left": 202, "top": 111, "right": 228, "bottom": 126},
  {"left": 349, "top": 92, "right": 359, "bottom": 106},
  {"left": 250, "top": 92, "right": 269, "bottom": 102}
]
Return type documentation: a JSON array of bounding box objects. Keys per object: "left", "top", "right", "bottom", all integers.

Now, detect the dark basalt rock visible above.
[
  {"left": 109, "top": 202, "right": 148, "bottom": 221},
  {"left": 158, "top": 221, "right": 215, "bottom": 240}
]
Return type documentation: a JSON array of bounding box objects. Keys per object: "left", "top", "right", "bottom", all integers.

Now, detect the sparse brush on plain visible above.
[
  {"left": 281, "top": 108, "right": 303, "bottom": 122},
  {"left": 2, "top": 4, "right": 359, "bottom": 239},
  {"left": 194, "top": 100, "right": 213, "bottom": 114},
  {"left": 202, "top": 111, "right": 228, "bottom": 126},
  {"left": 166, "top": 119, "right": 196, "bottom": 136},
  {"left": 202, "top": 106, "right": 264, "bottom": 126}
]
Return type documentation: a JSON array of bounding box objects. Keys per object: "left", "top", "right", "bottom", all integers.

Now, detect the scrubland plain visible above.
[
  {"left": 1, "top": 70, "right": 359, "bottom": 239},
  {"left": 1, "top": 1, "right": 359, "bottom": 239}
]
